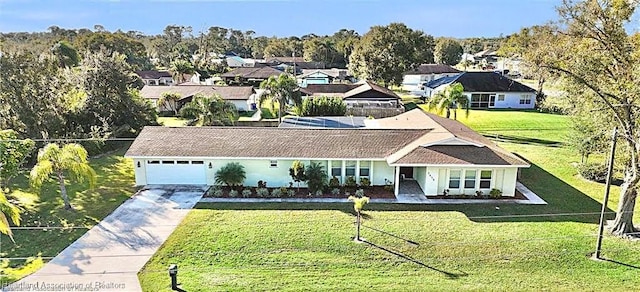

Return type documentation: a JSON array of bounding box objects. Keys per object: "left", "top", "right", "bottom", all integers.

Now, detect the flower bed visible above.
[
  {"left": 426, "top": 190, "right": 527, "bottom": 200},
  {"left": 203, "top": 186, "right": 395, "bottom": 199}
]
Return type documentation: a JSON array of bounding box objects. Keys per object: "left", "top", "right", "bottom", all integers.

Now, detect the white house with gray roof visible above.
[{"left": 125, "top": 110, "right": 529, "bottom": 198}]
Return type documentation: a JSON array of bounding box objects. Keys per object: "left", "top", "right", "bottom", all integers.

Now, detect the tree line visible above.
[{"left": 1, "top": 24, "right": 505, "bottom": 87}]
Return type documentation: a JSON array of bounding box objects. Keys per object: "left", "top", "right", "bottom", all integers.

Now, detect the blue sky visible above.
[{"left": 0, "top": 0, "right": 562, "bottom": 37}]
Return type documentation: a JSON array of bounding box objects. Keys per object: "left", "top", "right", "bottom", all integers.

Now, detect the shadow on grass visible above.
[
  {"left": 195, "top": 161, "right": 613, "bottom": 224},
  {"left": 481, "top": 132, "right": 564, "bottom": 146},
  {"left": 601, "top": 257, "right": 640, "bottom": 269},
  {"left": 361, "top": 239, "right": 467, "bottom": 279}
]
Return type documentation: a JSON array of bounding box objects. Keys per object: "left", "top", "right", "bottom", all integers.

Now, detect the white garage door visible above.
[{"left": 146, "top": 160, "right": 206, "bottom": 185}]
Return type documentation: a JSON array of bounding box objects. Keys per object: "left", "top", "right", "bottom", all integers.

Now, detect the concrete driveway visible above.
[{"left": 5, "top": 186, "right": 205, "bottom": 292}]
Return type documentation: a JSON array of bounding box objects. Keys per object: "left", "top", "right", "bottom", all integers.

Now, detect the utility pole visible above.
[{"left": 594, "top": 127, "right": 617, "bottom": 260}]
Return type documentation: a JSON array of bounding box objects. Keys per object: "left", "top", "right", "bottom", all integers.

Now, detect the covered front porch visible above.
[{"left": 391, "top": 165, "right": 521, "bottom": 199}]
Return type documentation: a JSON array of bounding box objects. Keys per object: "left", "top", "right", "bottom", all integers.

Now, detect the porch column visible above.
[
  {"left": 341, "top": 160, "right": 346, "bottom": 183},
  {"left": 327, "top": 160, "right": 333, "bottom": 180},
  {"left": 369, "top": 160, "right": 374, "bottom": 185},
  {"left": 355, "top": 160, "right": 360, "bottom": 182},
  {"left": 394, "top": 166, "right": 400, "bottom": 196}
]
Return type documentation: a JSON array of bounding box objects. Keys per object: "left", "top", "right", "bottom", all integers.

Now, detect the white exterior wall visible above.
[
  {"left": 424, "top": 167, "right": 440, "bottom": 195},
  {"left": 230, "top": 100, "right": 250, "bottom": 111},
  {"left": 372, "top": 161, "right": 395, "bottom": 186},
  {"left": 488, "top": 92, "right": 535, "bottom": 109},
  {"left": 415, "top": 167, "right": 426, "bottom": 195},
  {"left": 133, "top": 159, "right": 147, "bottom": 186},
  {"left": 207, "top": 159, "right": 303, "bottom": 187},
  {"left": 432, "top": 166, "right": 519, "bottom": 197}
]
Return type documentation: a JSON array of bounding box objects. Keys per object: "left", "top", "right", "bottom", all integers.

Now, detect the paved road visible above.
[{"left": 5, "top": 186, "right": 205, "bottom": 292}]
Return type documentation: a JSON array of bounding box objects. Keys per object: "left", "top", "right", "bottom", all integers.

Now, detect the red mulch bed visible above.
[
  {"left": 203, "top": 186, "right": 395, "bottom": 199},
  {"left": 426, "top": 189, "right": 528, "bottom": 200}
]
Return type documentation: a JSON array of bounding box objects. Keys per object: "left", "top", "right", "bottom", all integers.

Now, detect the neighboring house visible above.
[
  {"left": 125, "top": 109, "right": 529, "bottom": 198},
  {"left": 136, "top": 70, "right": 174, "bottom": 86},
  {"left": 425, "top": 72, "right": 537, "bottom": 109},
  {"left": 220, "top": 66, "right": 284, "bottom": 86},
  {"left": 297, "top": 69, "right": 355, "bottom": 87},
  {"left": 139, "top": 85, "right": 256, "bottom": 112},
  {"left": 300, "top": 80, "right": 402, "bottom": 109},
  {"left": 401, "top": 64, "right": 461, "bottom": 93},
  {"left": 225, "top": 56, "right": 257, "bottom": 67},
  {"left": 263, "top": 56, "right": 325, "bottom": 71},
  {"left": 474, "top": 49, "right": 499, "bottom": 69}
]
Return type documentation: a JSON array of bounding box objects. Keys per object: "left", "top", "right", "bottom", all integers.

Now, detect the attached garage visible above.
[{"left": 145, "top": 160, "right": 206, "bottom": 185}]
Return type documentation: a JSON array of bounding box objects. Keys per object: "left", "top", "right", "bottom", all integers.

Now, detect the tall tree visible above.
[
  {"left": 79, "top": 51, "right": 157, "bottom": 137},
  {"left": 179, "top": 94, "right": 239, "bottom": 126},
  {"left": 0, "top": 52, "right": 71, "bottom": 139},
  {"left": 332, "top": 29, "right": 360, "bottom": 66},
  {"left": 348, "top": 23, "right": 434, "bottom": 86},
  {"left": 51, "top": 40, "right": 80, "bottom": 68},
  {"left": 259, "top": 74, "right": 301, "bottom": 123},
  {"left": 539, "top": 0, "right": 640, "bottom": 236},
  {"left": 30, "top": 143, "right": 97, "bottom": 210},
  {"left": 158, "top": 92, "right": 182, "bottom": 116},
  {"left": 434, "top": 38, "right": 463, "bottom": 65},
  {"left": 498, "top": 25, "right": 556, "bottom": 104},
  {"left": 75, "top": 32, "right": 151, "bottom": 70},
  {"left": 0, "top": 130, "right": 35, "bottom": 190},
  {"left": 170, "top": 59, "right": 195, "bottom": 83},
  {"left": 425, "top": 82, "right": 469, "bottom": 120}
]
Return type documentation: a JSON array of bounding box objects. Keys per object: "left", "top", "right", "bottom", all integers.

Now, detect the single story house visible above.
[
  {"left": 425, "top": 72, "right": 537, "bottom": 109},
  {"left": 300, "top": 80, "right": 402, "bottom": 109},
  {"left": 125, "top": 109, "right": 529, "bottom": 197},
  {"left": 263, "top": 56, "right": 325, "bottom": 70},
  {"left": 136, "top": 70, "right": 174, "bottom": 86},
  {"left": 401, "top": 64, "right": 461, "bottom": 93},
  {"left": 139, "top": 85, "right": 256, "bottom": 112},
  {"left": 220, "top": 66, "right": 284, "bottom": 86},
  {"left": 297, "top": 69, "right": 355, "bottom": 87}
]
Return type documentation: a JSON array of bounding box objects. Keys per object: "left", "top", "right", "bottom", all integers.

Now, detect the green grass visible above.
[
  {"left": 139, "top": 110, "right": 640, "bottom": 291},
  {"left": 158, "top": 117, "right": 189, "bottom": 127},
  {"left": 0, "top": 149, "right": 135, "bottom": 282}
]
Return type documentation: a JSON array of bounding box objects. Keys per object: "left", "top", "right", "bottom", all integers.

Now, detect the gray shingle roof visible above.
[
  {"left": 426, "top": 72, "right": 536, "bottom": 93},
  {"left": 220, "top": 67, "right": 283, "bottom": 79},
  {"left": 136, "top": 70, "right": 172, "bottom": 79},
  {"left": 125, "top": 127, "right": 429, "bottom": 159},
  {"left": 404, "top": 64, "right": 461, "bottom": 75}
]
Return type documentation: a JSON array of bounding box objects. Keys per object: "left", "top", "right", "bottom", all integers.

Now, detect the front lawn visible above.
[
  {"left": 0, "top": 148, "right": 136, "bottom": 282},
  {"left": 139, "top": 110, "right": 640, "bottom": 291},
  {"left": 158, "top": 116, "right": 189, "bottom": 127}
]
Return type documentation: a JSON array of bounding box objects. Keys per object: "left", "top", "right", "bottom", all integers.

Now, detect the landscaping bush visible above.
[
  {"left": 300, "top": 96, "right": 346, "bottom": 116},
  {"left": 287, "top": 189, "right": 296, "bottom": 197},
  {"left": 359, "top": 177, "right": 371, "bottom": 188},
  {"left": 258, "top": 180, "right": 267, "bottom": 188},
  {"left": 489, "top": 188, "right": 503, "bottom": 199},
  {"left": 306, "top": 163, "right": 327, "bottom": 193},
  {"left": 256, "top": 188, "right": 269, "bottom": 197},
  {"left": 209, "top": 187, "right": 223, "bottom": 197},
  {"left": 331, "top": 188, "right": 341, "bottom": 196},
  {"left": 215, "top": 162, "right": 246, "bottom": 187},
  {"left": 355, "top": 189, "right": 365, "bottom": 197},
  {"left": 314, "top": 190, "right": 323, "bottom": 197},
  {"left": 229, "top": 189, "right": 239, "bottom": 198},
  {"left": 271, "top": 188, "right": 283, "bottom": 197},
  {"left": 344, "top": 176, "right": 357, "bottom": 188},
  {"left": 329, "top": 176, "right": 341, "bottom": 188},
  {"left": 242, "top": 189, "right": 252, "bottom": 198},
  {"left": 577, "top": 162, "right": 608, "bottom": 183}
]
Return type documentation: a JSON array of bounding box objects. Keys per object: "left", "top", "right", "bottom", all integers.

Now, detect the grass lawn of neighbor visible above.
[
  {"left": 139, "top": 109, "right": 640, "bottom": 291},
  {"left": 0, "top": 148, "right": 136, "bottom": 283}
]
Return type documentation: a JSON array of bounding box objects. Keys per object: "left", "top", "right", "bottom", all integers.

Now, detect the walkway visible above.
[{"left": 5, "top": 186, "right": 206, "bottom": 292}]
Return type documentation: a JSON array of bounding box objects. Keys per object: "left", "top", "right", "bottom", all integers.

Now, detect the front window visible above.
[
  {"left": 331, "top": 161, "right": 342, "bottom": 177},
  {"left": 359, "top": 161, "right": 370, "bottom": 178},
  {"left": 448, "top": 170, "right": 461, "bottom": 189},
  {"left": 480, "top": 170, "right": 492, "bottom": 189},
  {"left": 346, "top": 161, "right": 356, "bottom": 176},
  {"left": 464, "top": 170, "right": 477, "bottom": 189}
]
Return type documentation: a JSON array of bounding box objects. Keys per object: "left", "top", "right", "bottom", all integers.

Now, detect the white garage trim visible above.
[{"left": 145, "top": 160, "right": 206, "bottom": 185}]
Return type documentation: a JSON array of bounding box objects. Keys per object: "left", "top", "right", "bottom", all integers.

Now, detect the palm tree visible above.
[
  {"left": 259, "top": 74, "right": 301, "bottom": 123},
  {"left": 0, "top": 191, "right": 20, "bottom": 242},
  {"left": 348, "top": 195, "right": 370, "bottom": 241},
  {"left": 30, "top": 143, "right": 97, "bottom": 210},
  {"left": 170, "top": 59, "right": 195, "bottom": 83},
  {"left": 158, "top": 92, "right": 182, "bottom": 116},
  {"left": 426, "top": 82, "right": 469, "bottom": 120},
  {"left": 215, "top": 162, "right": 246, "bottom": 189},
  {"left": 179, "top": 94, "right": 239, "bottom": 126}
]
